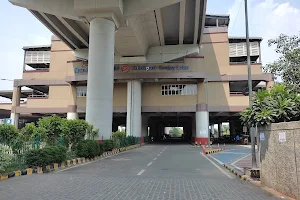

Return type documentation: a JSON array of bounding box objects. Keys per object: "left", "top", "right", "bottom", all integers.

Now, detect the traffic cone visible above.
[
  {"left": 223, "top": 143, "right": 226, "bottom": 150},
  {"left": 218, "top": 143, "right": 220, "bottom": 150},
  {"left": 202, "top": 145, "right": 206, "bottom": 154}
]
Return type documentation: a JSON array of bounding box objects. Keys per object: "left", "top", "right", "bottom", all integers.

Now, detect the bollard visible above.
[
  {"left": 218, "top": 143, "right": 220, "bottom": 150},
  {"left": 223, "top": 143, "right": 226, "bottom": 150}
]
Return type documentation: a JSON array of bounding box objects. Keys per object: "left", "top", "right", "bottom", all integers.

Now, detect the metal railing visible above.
[
  {"left": 24, "top": 68, "right": 49, "bottom": 71},
  {"left": 230, "top": 92, "right": 244, "bottom": 95},
  {"left": 230, "top": 61, "right": 260, "bottom": 65},
  {"left": 28, "top": 94, "right": 48, "bottom": 98}
]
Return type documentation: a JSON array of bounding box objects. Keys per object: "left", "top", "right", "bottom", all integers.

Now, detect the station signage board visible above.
[{"left": 74, "top": 65, "right": 189, "bottom": 74}]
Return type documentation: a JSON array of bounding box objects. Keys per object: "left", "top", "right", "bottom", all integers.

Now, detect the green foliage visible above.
[
  {"left": 240, "top": 84, "right": 300, "bottom": 126},
  {"left": 20, "top": 122, "right": 38, "bottom": 141},
  {"left": 102, "top": 140, "right": 114, "bottom": 152},
  {"left": 37, "top": 115, "right": 64, "bottom": 144},
  {"left": 0, "top": 124, "right": 19, "bottom": 142},
  {"left": 0, "top": 144, "right": 13, "bottom": 174},
  {"left": 25, "top": 145, "right": 67, "bottom": 167},
  {"left": 75, "top": 140, "right": 101, "bottom": 158},
  {"left": 112, "top": 131, "right": 126, "bottom": 148},
  {"left": 61, "top": 119, "right": 89, "bottom": 148},
  {"left": 263, "top": 33, "right": 300, "bottom": 92},
  {"left": 169, "top": 128, "right": 183, "bottom": 137},
  {"left": 86, "top": 124, "right": 99, "bottom": 140}
]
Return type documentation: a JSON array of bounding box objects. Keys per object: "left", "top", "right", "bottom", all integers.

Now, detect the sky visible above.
[{"left": 0, "top": 0, "right": 300, "bottom": 95}]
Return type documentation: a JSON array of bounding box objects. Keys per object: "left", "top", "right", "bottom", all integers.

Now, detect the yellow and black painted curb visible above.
[
  {"left": 0, "top": 143, "right": 145, "bottom": 182},
  {"left": 205, "top": 149, "right": 224, "bottom": 154},
  {"left": 223, "top": 164, "right": 249, "bottom": 181}
]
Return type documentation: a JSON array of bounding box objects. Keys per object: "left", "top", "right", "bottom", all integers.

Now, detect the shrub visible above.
[
  {"left": 102, "top": 140, "right": 114, "bottom": 152},
  {"left": 112, "top": 131, "right": 126, "bottom": 148},
  {"left": 0, "top": 124, "right": 19, "bottom": 142},
  {"left": 0, "top": 144, "right": 13, "bottom": 174},
  {"left": 25, "top": 145, "right": 67, "bottom": 167},
  {"left": 76, "top": 140, "right": 100, "bottom": 158},
  {"left": 37, "top": 115, "right": 64, "bottom": 144},
  {"left": 20, "top": 122, "right": 38, "bottom": 141}
]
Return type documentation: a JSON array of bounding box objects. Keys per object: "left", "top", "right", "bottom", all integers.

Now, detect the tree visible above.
[
  {"left": 263, "top": 33, "right": 300, "bottom": 92},
  {"left": 240, "top": 84, "right": 300, "bottom": 127},
  {"left": 169, "top": 128, "right": 183, "bottom": 137}
]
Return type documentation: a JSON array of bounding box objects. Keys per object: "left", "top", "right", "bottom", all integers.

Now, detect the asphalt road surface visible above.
[{"left": 0, "top": 142, "right": 279, "bottom": 200}]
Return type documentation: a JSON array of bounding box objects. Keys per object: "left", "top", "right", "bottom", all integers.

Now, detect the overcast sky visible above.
[{"left": 0, "top": 0, "right": 299, "bottom": 93}]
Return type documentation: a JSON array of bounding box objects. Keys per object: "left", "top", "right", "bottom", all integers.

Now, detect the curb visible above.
[
  {"left": 223, "top": 163, "right": 249, "bottom": 181},
  {"left": 0, "top": 143, "right": 144, "bottom": 182},
  {"left": 205, "top": 148, "right": 224, "bottom": 154}
]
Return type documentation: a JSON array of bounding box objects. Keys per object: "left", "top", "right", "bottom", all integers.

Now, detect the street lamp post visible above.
[{"left": 244, "top": 0, "right": 257, "bottom": 168}]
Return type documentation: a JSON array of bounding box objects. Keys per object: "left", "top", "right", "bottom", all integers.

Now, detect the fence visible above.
[{"left": 0, "top": 135, "right": 65, "bottom": 171}]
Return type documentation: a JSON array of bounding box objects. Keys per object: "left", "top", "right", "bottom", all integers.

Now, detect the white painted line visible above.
[
  {"left": 160, "top": 151, "right": 163, "bottom": 153},
  {"left": 157, "top": 154, "right": 161, "bottom": 156},
  {"left": 231, "top": 153, "right": 251, "bottom": 165},
  {"left": 207, "top": 155, "right": 224, "bottom": 165},
  {"left": 153, "top": 157, "right": 157, "bottom": 161},
  {"left": 137, "top": 169, "right": 145, "bottom": 176},
  {"left": 200, "top": 153, "right": 234, "bottom": 179},
  {"left": 147, "top": 162, "right": 153, "bottom": 167}
]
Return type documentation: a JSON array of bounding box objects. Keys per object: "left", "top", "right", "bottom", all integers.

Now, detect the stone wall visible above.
[{"left": 259, "top": 121, "right": 300, "bottom": 199}]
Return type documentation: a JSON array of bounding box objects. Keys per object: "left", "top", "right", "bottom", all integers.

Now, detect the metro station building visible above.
[{"left": 1, "top": 0, "right": 273, "bottom": 144}]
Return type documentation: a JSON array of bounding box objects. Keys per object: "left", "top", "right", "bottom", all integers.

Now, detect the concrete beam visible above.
[
  {"left": 57, "top": 17, "right": 89, "bottom": 47},
  {"left": 40, "top": 13, "right": 80, "bottom": 49},
  {"left": 155, "top": 9, "right": 165, "bottom": 46},
  {"left": 9, "top": 0, "right": 79, "bottom": 20},
  {"left": 179, "top": 1, "right": 186, "bottom": 45},
  {"left": 124, "top": 0, "right": 183, "bottom": 18},
  {"left": 198, "top": 0, "right": 207, "bottom": 45},
  {"left": 193, "top": 0, "right": 200, "bottom": 44}
]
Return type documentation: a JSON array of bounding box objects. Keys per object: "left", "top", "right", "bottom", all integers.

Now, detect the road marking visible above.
[
  {"left": 231, "top": 153, "right": 251, "bottom": 165},
  {"left": 147, "top": 162, "right": 153, "bottom": 167},
  {"left": 137, "top": 169, "right": 145, "bottom": 176},
  {"left": 207, "top": 155, "right": 224, "bottom": 165},
  {"left": 160, "top": 151, "right": 163, "bottom": 153},
  {"left": 157, "top": 154, "right": 161, "bottom": 156},
  {"left": 200, "top": 153, "right": 234, "bottom": 179},
  {"left": 153, "top": 157, "right": 157, "bottom": 161}
]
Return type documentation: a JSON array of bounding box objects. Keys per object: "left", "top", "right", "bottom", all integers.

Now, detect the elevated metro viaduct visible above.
[{"left": 3, "top": 0, "right": 274, "bottom": 144}]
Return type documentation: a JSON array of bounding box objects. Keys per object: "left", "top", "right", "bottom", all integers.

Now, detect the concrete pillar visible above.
[
  {"left": 195, "top": 111, "right": 209, "bottom": 145},
  {"left": 192, "top": 115, "right": 196, "bottom": 140},
  {"left": 67, "top": 112, "right": 78, "bottom": 120},
  {"left": 11, "top": 86, "right": 21, "bottom": 128},
  {"left": 218, "top": 123, "right": 222, "bottom": 137},
  {"left": 266, "top": 81, "right": 274, "bottom": 90},
  {"left": 86, "top": 18, "right": 115, "bottom": 140},
  {"left": 126, "top": 80, "right": 142, "bottom": 137}
]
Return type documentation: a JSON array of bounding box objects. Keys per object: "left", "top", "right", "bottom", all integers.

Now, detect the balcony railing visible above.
[
  {"left": 230, "top": 61, "right": 260, "bottom": 65},
  {"left": 28, "top": 94, "right": 48, "bottom": 98},
  {"left": 24, "top": 68, "right": 49, "bottom": 72},
  {"left": 25, "top": 51, "right": 50, "bottom": 64},
  {"left": 203, "top": 25, "right": 228, "bottom": 34}
]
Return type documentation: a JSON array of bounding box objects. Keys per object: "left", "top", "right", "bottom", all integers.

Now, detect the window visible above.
[
  {"left": 77, "top": 86, "right": 87, "bottom": 97},
  {"left": 161, "top": 84, "right": 197, "bottom": 96}
]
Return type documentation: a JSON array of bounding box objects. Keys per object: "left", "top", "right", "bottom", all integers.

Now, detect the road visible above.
[{"left": 0, "top": 143, "right": 279, "bottom": 200}]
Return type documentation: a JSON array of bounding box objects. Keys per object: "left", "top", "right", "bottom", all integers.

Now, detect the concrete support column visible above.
[
  {"left": 192, "top": 115, "right": 196, "bottom": 140},
  {"left": 195, "top": 111, "right": 209, "bottom": 145},
  {"left": 11, "top": 86, "right": 21, "bottom": 128},
  {"left": 86, "top": 18, "right": 115, "bottom": 140},
  {"left": 126, "top": 80, "right": 142, "bottom": 137},
  {"left": 218, "top": 123, "right": 222, "bottom": 137},
  {"left": 266, "top": 81, "right": 274, "bottom": 90}
]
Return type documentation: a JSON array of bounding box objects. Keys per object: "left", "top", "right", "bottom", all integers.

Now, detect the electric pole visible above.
[{"left": 244, "top": 0, "right": 257, "bottom": 168}]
